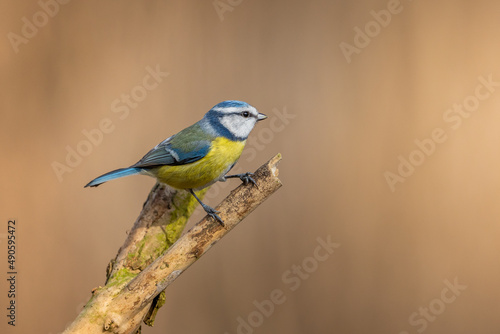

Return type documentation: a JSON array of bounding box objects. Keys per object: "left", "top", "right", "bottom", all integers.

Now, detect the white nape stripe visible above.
[{"left": 212, "top": 106, "right": 257, "bottom": 114}]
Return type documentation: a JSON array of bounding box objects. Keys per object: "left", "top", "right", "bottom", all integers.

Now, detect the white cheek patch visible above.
[{"left": 220, "top": 114, "right": 256, "bottom": 139}]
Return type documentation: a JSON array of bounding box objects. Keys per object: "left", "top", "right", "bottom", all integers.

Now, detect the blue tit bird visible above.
[{"left": 85, "top": 100, "right": 267, "bottom": 225}]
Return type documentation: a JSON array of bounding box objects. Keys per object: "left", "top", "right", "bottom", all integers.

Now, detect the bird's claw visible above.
[
  {"left": 204, "top": 206, "right": 224, "bottom": 226},
  {"left": 239, "top": 172, "right": 257, "bottom": 187}
]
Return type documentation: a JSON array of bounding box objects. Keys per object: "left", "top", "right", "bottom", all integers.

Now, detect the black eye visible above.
[{"left": 242, "top": 111, "right": 250, "bottom": 118}]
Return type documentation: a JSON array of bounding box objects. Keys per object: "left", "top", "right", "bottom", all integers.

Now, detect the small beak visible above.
[{"left": 257, "top": 113, "right": 267, "bottom": 121}]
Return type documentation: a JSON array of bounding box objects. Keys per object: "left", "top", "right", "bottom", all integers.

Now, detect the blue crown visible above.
[{"left": 212, "top": 100, "right": 250, "bottom": 109}]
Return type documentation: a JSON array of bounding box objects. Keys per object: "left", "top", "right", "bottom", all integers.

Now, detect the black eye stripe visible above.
[{"left": 218, "top": 111, "right": 255, "bottom": 118}]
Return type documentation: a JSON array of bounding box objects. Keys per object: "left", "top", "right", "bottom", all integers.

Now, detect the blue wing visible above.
[
  {"left": 132, "top": 123, "right": 212, "bottom": 168},
  {"left": 132, "top": 139, "right": 210, "bottom": 167},
  {"left": 84, "top": 122, "right": 213, "bottom": 187}
]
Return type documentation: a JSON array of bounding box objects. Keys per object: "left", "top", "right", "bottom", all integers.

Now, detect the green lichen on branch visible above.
[
  {"left": 125, "top": 234, "right": 156, "bottom": 270},
  {"left": 124, "top": 188, "right": 208, "bottom": 271},
  {"left": 107, "top": 267, "right": 139, "bottom": 289},
  {"left": 165, "top": 188, "right": 207, "bottom": 247}
]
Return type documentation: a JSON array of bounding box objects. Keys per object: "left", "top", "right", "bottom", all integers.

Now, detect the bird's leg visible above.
[
  {"left": 224, "top": 172, "right": 257, "bottom": 187},
  {"left": 189, "top": 189, "right": 224, "bottom": 226}
]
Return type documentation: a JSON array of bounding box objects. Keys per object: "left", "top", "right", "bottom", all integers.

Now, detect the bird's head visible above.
[{"left": 204, "top": 100, "right": 267, "bottom": 140}]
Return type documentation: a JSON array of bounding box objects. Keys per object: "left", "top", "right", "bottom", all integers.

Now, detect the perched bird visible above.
[{"left": 85, "top": 100, "right": 267, "bottom": 225}]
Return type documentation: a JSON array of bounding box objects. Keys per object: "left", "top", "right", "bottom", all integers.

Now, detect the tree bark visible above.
[{"left": 63, "top": 153, "right": 282, "bottom": 334}]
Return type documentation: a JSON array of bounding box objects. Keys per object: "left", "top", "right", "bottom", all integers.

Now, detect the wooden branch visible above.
[{"left": 63, "top": 153, "right": 282, "bottom": 334}]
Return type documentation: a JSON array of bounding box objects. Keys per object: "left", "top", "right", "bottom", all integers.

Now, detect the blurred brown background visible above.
[{"left": 2, "top": 0, "right": 500, "bottom": 333}]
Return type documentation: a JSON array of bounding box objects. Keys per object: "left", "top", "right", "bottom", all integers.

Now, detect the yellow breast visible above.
[{"left": 153, "top": 137, "right": 246, "bottom": 190}]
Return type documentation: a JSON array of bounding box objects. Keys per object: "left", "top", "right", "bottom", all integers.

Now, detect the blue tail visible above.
[{"left": 84, "top": 167, "right": 142, "bottom": 187}]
